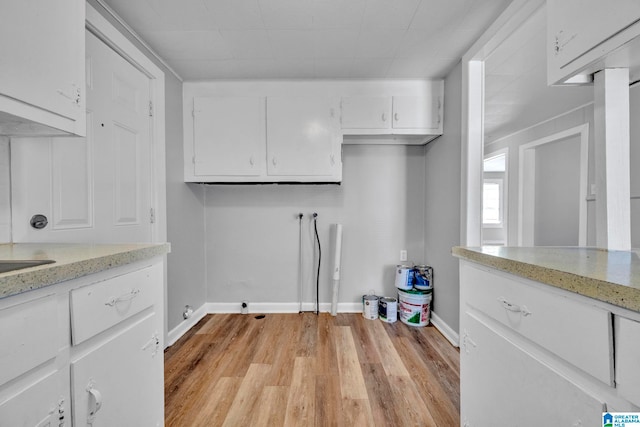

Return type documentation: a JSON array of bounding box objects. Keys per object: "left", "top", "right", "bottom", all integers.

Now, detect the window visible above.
[{"left": 483, "top": 179, "right": 503, "bottom": 226}]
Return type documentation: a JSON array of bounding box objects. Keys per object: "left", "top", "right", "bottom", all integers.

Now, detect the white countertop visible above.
[
  {"left": 0, "top": 243, "right": 170, "bottom": 299},
  {"left": 452, "top": 246, "right": 640, "bottom": 313}
]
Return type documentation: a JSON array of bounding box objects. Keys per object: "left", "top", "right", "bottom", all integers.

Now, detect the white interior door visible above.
[{"left": 11, "top": 30, "right": 152, "bottom": 243}]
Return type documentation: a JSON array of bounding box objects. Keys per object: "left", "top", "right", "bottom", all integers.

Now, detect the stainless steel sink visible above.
[{"left": 0, "top": 260, "right": 55, "bottom": 274}]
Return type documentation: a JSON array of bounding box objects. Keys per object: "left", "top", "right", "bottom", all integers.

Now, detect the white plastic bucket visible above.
[{"left": 398, "top": 289, "right": 432, "bottom": 327}]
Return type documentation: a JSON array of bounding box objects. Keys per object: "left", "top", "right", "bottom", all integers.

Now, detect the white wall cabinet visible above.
[
  {"left": 266, "top": 97, "right": 341, "bottom": 178},
  {"left": 0, "top": 259, "right": 164, "bottom": 426},
  {"left": 193, "top": 97, "right": 266, "bottom": 177},
  {"left": 186, "top": 96, "right": 341, "bottom": 183},
  {"left": 0, "top": 0, "right": 86, "bottom": 136},
  {"left": 341, "top": 92, "right": 443, "bottom": 141},
  {"left": 547, "top": 0, "right": 640, "bottom": 85},
  {"left": 460, "top": 260, "right": 640, "bottom": 426}
]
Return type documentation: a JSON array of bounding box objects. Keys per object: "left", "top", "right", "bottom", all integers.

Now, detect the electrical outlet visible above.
[
  {"left": 241, "top": 300, "right": 249, "bottom": 314},
  {"left": 400, "top": 250, "right": 408, "bottom": 262}
]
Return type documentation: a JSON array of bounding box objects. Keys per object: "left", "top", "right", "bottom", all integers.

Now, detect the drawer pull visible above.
[
  {"left": 498, "top": 297, "right": 532, "bottom": 317},
  {"left": 105, "top": 289, "right": 140, "bottom": 307}
]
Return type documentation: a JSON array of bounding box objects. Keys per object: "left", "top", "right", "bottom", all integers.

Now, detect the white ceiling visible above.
[
  {"left": 483, "top": 5, "right": 594, "bottom": 143},
  {"left": 102, "top": 0, "right": 511, "bottom": 80}
]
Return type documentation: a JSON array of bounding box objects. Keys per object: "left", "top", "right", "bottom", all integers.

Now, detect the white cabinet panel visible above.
[
  {"left": 193, "top": 97, "right": 266, "bottom": 177},
  {"left": 461, "top": 263, "right": 614, "bottom": 385},
  {"left": 71, "top": 315, "right": 163, "bottom": 427},
  {"left": 341, "top": 96, "right": 391, "bottom": 129},
  {"left": 0, "top": 370, "right": 68, "bottom": 427},
  {"left": 0, "top": 0, "right": 85, "bottom": 136},
  {"left": 615, "top": 316, "right": 640, "bottom": 407},
  {"left": 266, "top": 97, "right": 341, "bottom": 178},
  {"left": 70, "top": 264, "right": 160, "bottom": 345},
  {"left": 0, "top": 294, "right": 58, "bottom": 386},
  {"left": 392, "top": 96, "right": 441, "bottom": 130},
  {"left": 461, "top": 312, "right": 605, "bottom": 427},
  {"left": 547, "top": 0, "right": 640, "bottom": 85}
]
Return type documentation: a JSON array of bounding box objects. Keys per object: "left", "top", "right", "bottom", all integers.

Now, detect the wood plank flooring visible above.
[{"left": 165, "top": 313, "right": 460, "bottom": 427}]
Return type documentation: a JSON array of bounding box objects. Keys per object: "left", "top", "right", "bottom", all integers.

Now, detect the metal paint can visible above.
[
  {"left": 362, "top": 294, "right": 379, "bottom": 320},
  {"left": 414, "top": 265, "right": 433, "bottom": 290},
  {"left": 395, "top": 265, "right": 414, "bottom": 290},
  {"left": 378, "top": 297, "right": 397, "bottom": 323}
]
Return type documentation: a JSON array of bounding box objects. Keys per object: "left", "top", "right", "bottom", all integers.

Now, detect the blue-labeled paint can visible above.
[
  {"left": 414, "top": 265, "right": 433, "bottom": 290},
  {"left": 395, "top": 265, "right": 414, "bottom": 290}
]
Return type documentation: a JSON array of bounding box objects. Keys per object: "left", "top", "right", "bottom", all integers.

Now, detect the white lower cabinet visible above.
[
  {"left": 0, "top": 259, "right": 164, "bottom": 426},
  {"left": 71, "top": 315, "right": 162, "bottom": 427},
  {"left": 460, "top": 260, "right": 640, "bottom": 427},
  {"left": 0, "top": 370, "right": 69, "bottom": 427},
  {"left": 461, "top": 312, "right": 605, "bottom": 427}
]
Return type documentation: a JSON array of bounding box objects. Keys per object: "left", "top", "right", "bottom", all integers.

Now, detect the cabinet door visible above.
[
  {"left": 0, "top": 0, "right": 85, "bottom": 135},
  {"left": 193, "top": 97, "right": 266, "bottom": 177},
  {"left": 615, "top": 316, "right": 640, "bottom": 407},
  {"left": 341, "top": 96, "right": 391, "bottom": 129},
  {"left": 392, "top": 96, "right": 441, "bottom": 130},
  {"left": 547, "top": 0, "right": 640, "bottom": 71},
  {"left": 266, "top": 97, "right": 341, "bottom": 178},
  {"left": 71, "top": 315, "right": 163, "bottom": 427},
  {"left": 0, "top": 370, "right": 69, "bottom": 427},
  {"left": 461, "top": 312, "right": 605, "bottom": 427}
]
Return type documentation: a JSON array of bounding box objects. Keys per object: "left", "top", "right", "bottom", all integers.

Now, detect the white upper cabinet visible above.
[
  {"left": 340, "top": 82, "right": 443, "bottom": 142},
  {"left": 0, "top": 0, "right": 86, "bottom": 136},
  {"left": 193, "top": 97, "right": 266, "bottom": 177},
  {"left": 547, "top": 0, "right": 640, "bottom": 85},
  {"left": 266, "top": 97, "right": 341, "bottom": 179},
  {"left": 341, "top": 96, "right": 391, "bottom": 130}
]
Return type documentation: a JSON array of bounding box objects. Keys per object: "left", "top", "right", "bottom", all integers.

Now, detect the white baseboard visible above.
[
  {"left": 165, "top": 304, "right": 208, "bottom": 348},
  {"left": 430, "top": 311, "right": 459, "bottom": 347},
  {"left": 165, "top": 302, "right": 460, "bottom": 349}
]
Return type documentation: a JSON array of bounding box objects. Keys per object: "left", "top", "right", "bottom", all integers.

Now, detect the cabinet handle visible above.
[
  {"left": 330, "top": 154, "right": 335, "bottom": 166},
  {"left": 394, "top": 113, "right": 399, "bottom": 121},
  {"left": 381, "top": 113, "right": 386, "bottom": 122},
  {"left": 461, "top": 329, "right": 477, "bottom": 354},
  {"left": 497, "top": 296, "right": 532, "bottom": 317},
  {"left": 272, "top": 157, "right": 277, "bottom": 167},
  {"left": 105, "top": 288, "right": 140, "bottom": 307},
  {"left": 249, "top": 156, "right": 254, "bottom": 166},
  {"left": 86, "top": 380, "right": 103, "bottom": 425}
]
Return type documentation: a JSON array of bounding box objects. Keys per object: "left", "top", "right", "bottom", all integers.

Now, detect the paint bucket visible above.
[
  {"left": 395, "top": 265, "right": 414, "bottom": 290},
  {"left": 398, "top": 288, "right": 432, "bottom": 327},
  {"left": 362, "top": 294, "right": 379, "bottom": 320},
  {"left": 378, "top": 297, "right": 397, "bottom": 323},
  {"left": 413, "top": 265, "right": 433, "bottom": 290}
]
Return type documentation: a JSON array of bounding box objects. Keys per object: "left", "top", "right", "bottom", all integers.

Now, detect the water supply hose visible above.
[{"left": 313, "top": 213, "right": 321, "bottom": 315}]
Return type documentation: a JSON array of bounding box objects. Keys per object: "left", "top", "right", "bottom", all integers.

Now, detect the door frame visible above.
[
  {"left": 517, "top": 124, "right": 589, "bottom": 246},
  {"left": 85, "top": 4, "right": 166, "bottom": 244}
]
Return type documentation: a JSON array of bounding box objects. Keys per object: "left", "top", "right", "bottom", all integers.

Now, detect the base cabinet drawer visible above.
[
  {"left": 461, "top": 262, "right": 613, "bottom": 385},
  {"left": 0, "top": 294, "right": 59, "bottom": 386},
  {"left": 71, "top": 315, "right": 163, "bottom": 427},
  {"left": 461, "top": 312, "right": 606, "bottom": 427},
  {"left": 70, "top": 263, "right": 161, "bottom": 345},
  {"left": 615, "top": 316, "right": 640, "bottom": 407}
]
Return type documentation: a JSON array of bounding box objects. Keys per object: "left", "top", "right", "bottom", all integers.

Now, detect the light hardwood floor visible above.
[{"left": 165, "top": 313, "right": 460, "bottom": 426}]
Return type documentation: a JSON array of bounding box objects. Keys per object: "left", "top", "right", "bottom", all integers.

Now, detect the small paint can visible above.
[
  {"left": 362, "top": 294, "right": 379, "bottom": 320},
  {"left": 414, "top": 265, "right": 433, "bottom": 290},
  {"left": 395, "top": 265, "right": 414, "bottom": 290},
  {"left": 378, "top": 297, "right": 397, "bottom": 323}
]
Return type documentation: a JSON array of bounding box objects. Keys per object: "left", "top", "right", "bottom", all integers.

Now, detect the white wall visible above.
[
  {"left": 424, "top": 61, "right": 462, "bottom": 334},
  {"left": 0, "top": 137, "right": 10, "bottom": 243},
  {"left": 204, "top": 144, "right": 425, "bottom": 309}
]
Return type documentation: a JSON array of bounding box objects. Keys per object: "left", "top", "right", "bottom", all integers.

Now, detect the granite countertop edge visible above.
[
  {"left": 0, "top": 243, "right": 171, "bottom": 299},
  {"left": 452, "top": 246, "right": 640, "bottom": 313}
]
